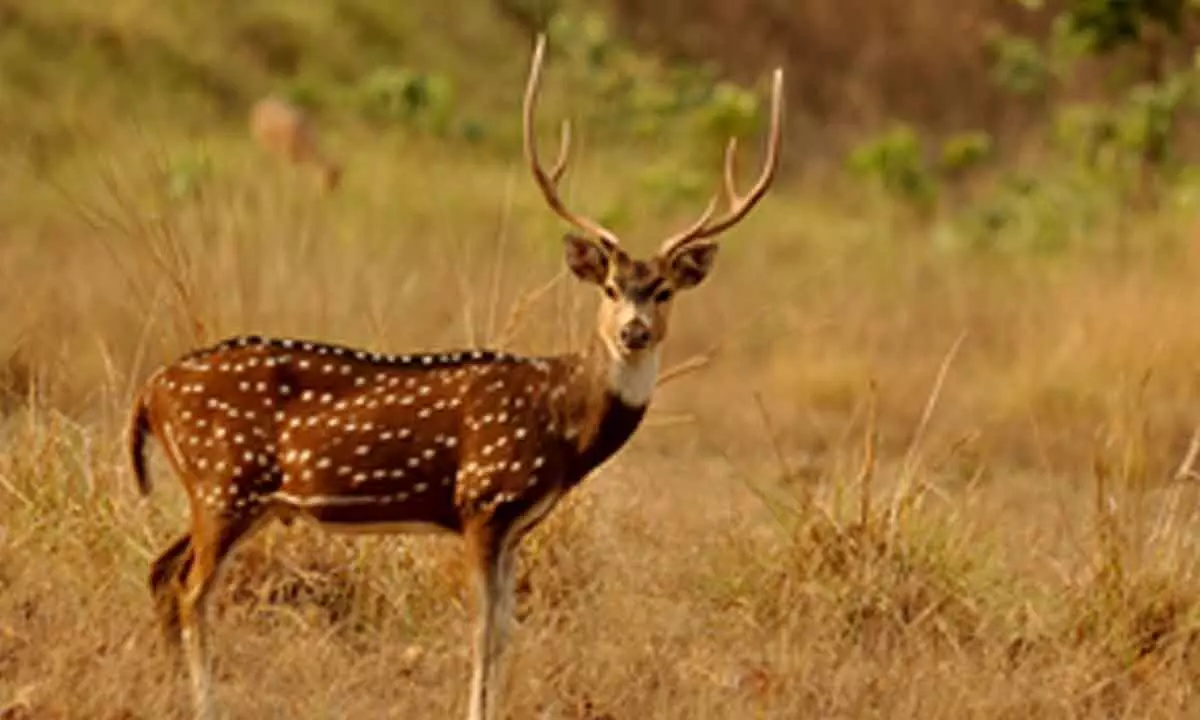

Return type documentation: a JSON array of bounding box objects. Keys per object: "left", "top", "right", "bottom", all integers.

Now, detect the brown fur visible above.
[
  {"left": 131, "top": 334, "right": 652, "bottom": 720},
  {"left": 136, "top": 33, "right": 780, "bottom": 720},
  {"left": 248, "top": 96, "right": 342, "bottom": 191}
]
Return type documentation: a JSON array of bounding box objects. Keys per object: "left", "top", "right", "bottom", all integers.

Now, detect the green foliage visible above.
[
  {"left": 989, "top": 33, "right": 1051, "bottom": 96},
  {"left": 696, "top": 82, "right": 760, "bottom": 139},
  {"left": 1116, "top": 69, "right": 1200, "bottom": 163},
  {"left": 548, "top": 10, "right": 619, "bottom": 70},
  {"left": 540, "top": 9, "right": 775, "bottom": 210},
  {"left": 280, "top": 77, "right": 327, "bottom": 112},
  {"left": 354, "top": 67, "right": 455, "bottom": 134},
  {"left": 494, "top": 0, "right": 562, "bottom": 32},
  {"left": 458, "top": 119, "right": 489, "bottom": 145},
  {"left": 940, "top": 132, "right": 995, "bottom": 177},
  {"left": 1032, "top": 48, "right": 1200, "bottom": 175},
  {"left": 954, "top": 170, "right": 1114, "bottom": 255},
  {"left": 692, "top": 81, "right": 761, "bottom": 154},
  {"left": 846, "top": 125, "right": 996, "bottom": 215},
  {"left": 0, "top": 0, "right": 778, "bottom": 212},
  {"left": 164, "top": 152, "right": 214, "bottom": 202},
  {"left": 848, "top": 125, "right": 994, "bottom": 209},
  {"left": 965, "top": 0, "right": 1200, "bottom": 238},
  {"left": 1167, "top": 164, "right": 1200, "bottom": 212},
  {"left": 1052, "top": 102, "right": 1119, "bottom": 168},
  {"left": 848, "top": 125, "right": 937, "bottom": 206},
  {"left": 637, "top": 162, "right": 707, "bottom": 206},
  {"left": 987, "top": 15, "right": 1095, "bottom": 98},
  {"left": 1066, "top": 0, "right": 1188, "bottom": 53}
]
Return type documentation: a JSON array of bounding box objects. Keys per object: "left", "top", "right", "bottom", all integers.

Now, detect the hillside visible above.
[{"left": 0, "top": 1, "right": 527, "bottom": 159}]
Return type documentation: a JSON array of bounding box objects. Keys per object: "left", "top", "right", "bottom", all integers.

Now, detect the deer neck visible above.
[
  {"left": 595, "top": 330, "right": 660, "bottom": 408},
  {"left": 550, "top": 334, "right": 657, "bottom": 483}
]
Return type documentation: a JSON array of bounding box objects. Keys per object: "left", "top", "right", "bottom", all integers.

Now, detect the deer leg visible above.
[
  {"left": 149, "top": 533, "right": 193, "bottom": 653},
  {"left": 148, "top": 535, "right": 192, "bottom": 648},
  {"left": 177, "top": 509, "right": 265, "bottom": 720},
  {"left": 466, "top": 523, "right": 517, "bottom": 720},
  {"left": 489, "top": 541, "right": 517, "bottom": 712}
]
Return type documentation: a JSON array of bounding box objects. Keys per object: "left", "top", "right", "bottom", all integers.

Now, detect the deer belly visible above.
[
  {"left": 310, "top": 516, "right": 457, "bottom": 536},
  {"left": 269, "top": 480, "right": 461, "bottom": 534}
]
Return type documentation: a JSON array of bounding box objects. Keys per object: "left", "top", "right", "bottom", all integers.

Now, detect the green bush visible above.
[
  {"left": 537, "top": 8, "right": 778, "bottom": 204},
  {"left": 354, "top": 67, "right": 454, "bottom": 134},
  {"left": 1065, "top": 0, "right": 1189, "bottom": 53},
  {"left": 164, "top": 152, "right": 213, "bottom": 202},
  {"left": 940, "top": 132, "right": 994, "bottom": 177},
  {"left": 848, "top": 125, "right": 938, "bottom": 207},
  {"left": 989, "top": 33, "right": 1051, "bottom": 97}
]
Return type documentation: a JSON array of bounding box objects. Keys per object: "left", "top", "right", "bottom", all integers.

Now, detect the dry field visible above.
[{"left": 4, "top": 116, "right": 1200, "bottom": 720}]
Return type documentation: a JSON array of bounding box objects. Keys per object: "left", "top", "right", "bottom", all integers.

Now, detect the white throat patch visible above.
[{"left": 605, "top": 346, "right": 660, "bottom": 407}]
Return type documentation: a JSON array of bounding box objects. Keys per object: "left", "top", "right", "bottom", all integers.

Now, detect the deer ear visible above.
[
  {"left": 563, "top": 233, "right": 611, "bottom": 285},
  {"left": 666, "top": 241, "right": 719, "bottom": 289}
]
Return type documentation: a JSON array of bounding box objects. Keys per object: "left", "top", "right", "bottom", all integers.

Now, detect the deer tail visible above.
[{"left": 128, "top": 388, "right": 154, "bottom": 496}]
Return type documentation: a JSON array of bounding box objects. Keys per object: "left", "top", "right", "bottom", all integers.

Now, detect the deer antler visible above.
[
  {"left": 659, "top": 68, "right": 785, "bottom": 257},
  {"left": 523, "top": 35, "right": 622, "bottom": 252}
]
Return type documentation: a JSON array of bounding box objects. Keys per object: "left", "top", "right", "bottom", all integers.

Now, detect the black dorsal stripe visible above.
[{"left": 180, "top": 334, "right": 539, "bottom": 369}]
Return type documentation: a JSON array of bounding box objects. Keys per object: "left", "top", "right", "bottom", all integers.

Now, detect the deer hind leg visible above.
[
  {"left": 149, "top": 533, "right": 193, "bottom": 654},
  {"left": 466, "top": 523, "right": 518, "bottom": 720},
  {"left": 177, "top": 506, "right": 268, "bottom": 720}
]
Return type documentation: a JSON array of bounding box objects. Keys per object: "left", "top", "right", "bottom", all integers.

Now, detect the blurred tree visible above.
[
  {"left": 995, "top": 0, "right": 1200, "bottom": 191},
  {"left": 354, "top": 67, "right": 455, "bottom": 135},
  {"left": 495, "top": 0, "right": 561, "bottom": 33},
  {"left": 608, "top": 0, "right": 1044, "bottom": 143},
  {"left": 1065, "top": 0, "right": 1188, "bottom": 55}
]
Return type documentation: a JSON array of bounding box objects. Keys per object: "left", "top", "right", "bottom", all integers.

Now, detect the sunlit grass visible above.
[{"left": 5, "top": 2, "right": 1200, "bottom": 717}]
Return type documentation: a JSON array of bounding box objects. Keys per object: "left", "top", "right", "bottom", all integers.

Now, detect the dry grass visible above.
[{"left": 4, "top": 116, "right": 1200, "bottom": 720}]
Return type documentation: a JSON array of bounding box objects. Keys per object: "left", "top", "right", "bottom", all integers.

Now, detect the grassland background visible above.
[{"left": 4, "top": 1, "right": 1200, "bottom": 718}]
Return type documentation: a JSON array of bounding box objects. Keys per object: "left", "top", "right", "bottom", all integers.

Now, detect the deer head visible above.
[{"left": 523, "top": 36, "right": 784, "bottom": 366}]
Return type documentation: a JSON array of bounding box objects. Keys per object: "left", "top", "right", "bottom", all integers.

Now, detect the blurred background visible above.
[{"left": 5, "top": 1, "right": 1200, "bottom": 718}]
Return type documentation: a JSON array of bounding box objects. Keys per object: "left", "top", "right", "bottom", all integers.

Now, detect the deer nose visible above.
[{"left": 619, "top": 322, "right": 652, "bottom": 351}]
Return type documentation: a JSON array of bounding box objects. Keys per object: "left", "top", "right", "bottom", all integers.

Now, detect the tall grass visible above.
[
  {"left": 4, "top": 2, "right": 1200, "bottom": 717},
  {"left": 2, "top": 113, "right": 1200, "bottom": 717}
]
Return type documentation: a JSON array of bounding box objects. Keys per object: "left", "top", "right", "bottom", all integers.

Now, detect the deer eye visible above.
[
  {"left": 654, "top": 288, "right": 674, "bottom": 304},
  {"left": 603, "top": 285, "right": 619, "bottom": 300}
]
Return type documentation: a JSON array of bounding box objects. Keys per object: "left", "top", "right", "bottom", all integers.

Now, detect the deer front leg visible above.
[{"left": 465, "top": 522, "right": 517, "bottom": 720}]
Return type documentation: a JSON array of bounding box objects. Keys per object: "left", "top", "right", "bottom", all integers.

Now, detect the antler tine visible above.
[
  {"left": 549, "top": 119, "right": 571, "bottom": 185},
  {"left": 660, "top": 67, "right": 785, "bottom": 256},
  {"left": 662, "top": 193, "right": 720, "bottom": 250},
  {"left": 523, "top": 34, "right": 621, "bottom": 251},
  {"left": 723, "top": 136, "right": 740, "bottom": 203}
]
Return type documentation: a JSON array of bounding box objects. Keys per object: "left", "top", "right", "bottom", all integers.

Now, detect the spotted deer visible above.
[
  {"left": 130, "top": 35, "right": 782, "bottom": 720},
  {"left": 249, "top": 95, "right": 343, "bottom": 191}
]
